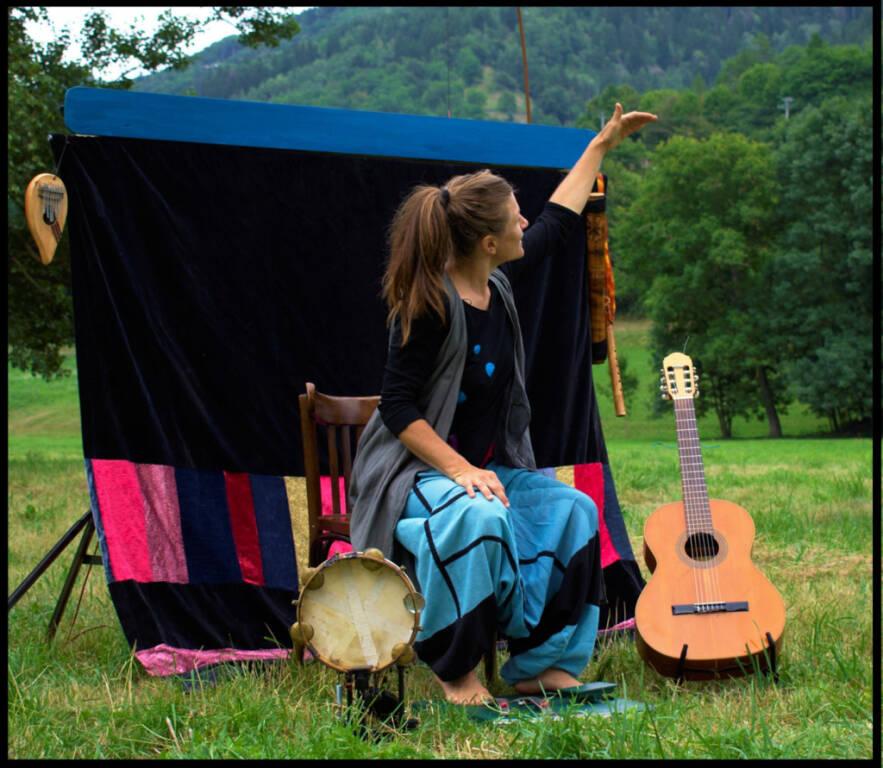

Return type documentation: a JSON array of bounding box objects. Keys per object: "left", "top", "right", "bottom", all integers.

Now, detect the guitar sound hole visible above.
[{"left": 684, "top": 532, "right": 719, "bottom": 562}]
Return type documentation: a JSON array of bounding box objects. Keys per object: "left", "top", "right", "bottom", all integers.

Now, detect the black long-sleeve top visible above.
[{"left": 378, "top": 201, "right": 581, "bottom": 466}]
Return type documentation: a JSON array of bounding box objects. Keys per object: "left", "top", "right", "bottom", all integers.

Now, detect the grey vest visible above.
[{"left": 349, "top": 269, "right": 536, "bottom": 558}]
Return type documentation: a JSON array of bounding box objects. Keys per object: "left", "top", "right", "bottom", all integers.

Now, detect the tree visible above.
[
  {"left": 8, "top": 7, "right": 301, "bottom": 379},
  {"left": 618, "top": 132, "right": 786, "bottom": 437},
  {"left": 768, "top": 94, "right": 872, "bottom": 432},
  {"left": 456, "top": 47, "right": 482, "bottom": 86},
  {"left": 496, "top": 91, "right": 517, "bottom": 119},
  {"left": 460, "top": 86, "right": 488, "bottom": 119}
]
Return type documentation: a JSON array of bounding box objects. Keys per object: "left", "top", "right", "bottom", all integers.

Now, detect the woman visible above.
[{"left": 349, "top": 103, "right": 657, "bottom": 705}]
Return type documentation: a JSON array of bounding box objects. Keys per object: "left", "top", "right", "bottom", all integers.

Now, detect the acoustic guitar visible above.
[
  {"left": 634, "top": 352, "right": 785, "bottom": 680},
  {"left": 24, "top": 173, "right": 68, "bottom": 265}
]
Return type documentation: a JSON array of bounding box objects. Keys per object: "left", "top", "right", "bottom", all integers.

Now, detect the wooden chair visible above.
[
  {"left": 297, "top": 381, "right": 498, "bottom": 684},
  {"left": 298, "top": 382, "right": 380, "bottom": 567}
]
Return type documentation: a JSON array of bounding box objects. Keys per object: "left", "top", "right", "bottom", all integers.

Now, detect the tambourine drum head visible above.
[{"left": 299, "top": 556, "right": 418, "bottom": 672}]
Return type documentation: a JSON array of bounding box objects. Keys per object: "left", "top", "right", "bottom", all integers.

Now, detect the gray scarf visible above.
[{"left": 349, "top": 269, "right": 536, "bottom": 558}]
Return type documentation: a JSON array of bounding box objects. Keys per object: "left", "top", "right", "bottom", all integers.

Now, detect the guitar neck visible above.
[{"left": 673, "top": 398, "right": 713, "bottom": 534}]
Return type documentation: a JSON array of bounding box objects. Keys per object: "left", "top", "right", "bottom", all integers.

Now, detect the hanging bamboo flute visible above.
[
  {"left": 586, "top": 174, "right": 626, "bottom": 416},
  {"left": 606, "top": 306, "right": 627, "bottom": 417}
]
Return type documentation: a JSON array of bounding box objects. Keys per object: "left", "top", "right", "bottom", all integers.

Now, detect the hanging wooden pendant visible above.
[{"left": 24, "top": 173, "right": 68, "bottom": 265}]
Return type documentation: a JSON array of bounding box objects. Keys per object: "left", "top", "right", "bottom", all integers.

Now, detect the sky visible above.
[{"left": 25, "top": 7, "right": 312, "bottom": 81}]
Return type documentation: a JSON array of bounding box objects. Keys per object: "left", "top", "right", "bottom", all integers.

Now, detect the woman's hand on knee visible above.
[{"left": 450, "top": 466, "right": 510, "bottom": 507}]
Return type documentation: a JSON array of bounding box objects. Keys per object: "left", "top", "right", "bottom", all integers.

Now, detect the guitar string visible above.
[
  {"left": 690, "top": 395, "right": 724, "bottom": 607},
  {"left": 675, "top": 396, "right": 708, "bottom": 611},
  {"left": 672, "top": 381, "right": 704, "bottom": 610},
  {"left": 680, "top": 395, "right": 723, "bottom": 608},
  {"left": 680, "top": 397, "right": 716, "bottom": 606},
  {"left": 678, "top": 389, "right": 720, "bottom": 610}
]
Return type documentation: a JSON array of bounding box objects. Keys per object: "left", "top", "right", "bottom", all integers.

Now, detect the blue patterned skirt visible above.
[{"left": 393, "top": 462, "right": 604, "bottom": 684}]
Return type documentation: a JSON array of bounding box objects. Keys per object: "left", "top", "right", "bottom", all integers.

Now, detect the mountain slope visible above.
[{"left": 132, "top": 6, "right": 872, "bottom": 126}]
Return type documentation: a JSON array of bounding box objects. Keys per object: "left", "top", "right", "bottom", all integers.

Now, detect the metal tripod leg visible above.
[
  {"left": 9, "top": 510, "right": 92, "bottom": 610},
  {"left": 47, "top": 514, "right": 102, "bottom": 640},
  {"left": 7, "top": 509, "right": 103, "bottom": 640}
]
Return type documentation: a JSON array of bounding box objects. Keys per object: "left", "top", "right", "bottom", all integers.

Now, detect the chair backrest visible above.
[{"left": 298, "top": 382, "right": 380, "bottom": 560}]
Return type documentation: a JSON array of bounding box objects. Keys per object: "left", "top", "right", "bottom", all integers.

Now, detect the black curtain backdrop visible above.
[{"left": 51, "top": 135, "right": 606, "bottom": 476}]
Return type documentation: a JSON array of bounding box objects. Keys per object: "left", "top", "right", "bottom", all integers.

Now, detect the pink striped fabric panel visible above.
[
  {"left": 136, "top": 463, "right": 189, "bottom": 583},
  {"left": 91, "top": 459, "right": 188, "bottom": 584}
]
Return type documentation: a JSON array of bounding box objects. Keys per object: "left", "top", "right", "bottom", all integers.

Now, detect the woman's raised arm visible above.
[{"left": 549, "top": 102, "right": 657, "bottom": 215}]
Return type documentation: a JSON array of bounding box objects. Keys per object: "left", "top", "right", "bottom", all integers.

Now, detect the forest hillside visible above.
[{"left": 132, "top": 6, "right": 871, "bottom": 126}]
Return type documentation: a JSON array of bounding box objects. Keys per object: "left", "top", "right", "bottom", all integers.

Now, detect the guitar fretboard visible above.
[{"left": 673, "top": 398, "right": 713, "bottom": 534}]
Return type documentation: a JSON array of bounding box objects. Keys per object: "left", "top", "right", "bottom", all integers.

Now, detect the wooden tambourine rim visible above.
[{"left": 296, "top": 551, "right": 422, "bottom": 673}]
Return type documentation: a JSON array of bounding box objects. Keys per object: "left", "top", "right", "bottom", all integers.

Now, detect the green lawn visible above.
[
  {"left": 593, "top": 319, "right": 830, "bottom": 441},
  {"left": 7, "top": 340, "right": 873, "bottom": 759},
  {"left": 8, "top": 355, "right": 83, "bottom": 460}
]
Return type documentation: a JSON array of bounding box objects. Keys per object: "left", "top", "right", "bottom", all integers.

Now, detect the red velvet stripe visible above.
[
  {"left": 573, "top": 462, "right": 618, "bottom": 568},
  {"left": 223, "top": 472, "right": 265, "bottom": 585}
]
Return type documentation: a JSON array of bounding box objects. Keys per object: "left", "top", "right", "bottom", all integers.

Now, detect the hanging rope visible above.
[
  {"left": 516, "top": 7, "right": 532, "bottom": 123},
  {"left": 445, "top": 7, "right": 452, "bottom": 118}
]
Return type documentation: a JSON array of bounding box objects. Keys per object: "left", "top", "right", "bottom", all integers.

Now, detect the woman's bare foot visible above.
[
  {"left": 513, "top": 667, "right": 582, "bottom": 696},
  {"left": 436, "top": 668, "right": 493, "bottom": 705}
]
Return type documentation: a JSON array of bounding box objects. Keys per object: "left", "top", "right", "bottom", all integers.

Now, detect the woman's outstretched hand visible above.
[
  {"left": 451, "top": 466, "right": 510, "bottom": 507},
  {"left": 593, "top": 102, "right": 658, "bottom": 153}
]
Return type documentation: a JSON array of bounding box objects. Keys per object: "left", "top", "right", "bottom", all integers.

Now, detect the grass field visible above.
[{"left": 7, "top": 329, "right": 873, "bottom": 759}]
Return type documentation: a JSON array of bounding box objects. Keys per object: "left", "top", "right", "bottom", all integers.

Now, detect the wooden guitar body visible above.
[{"left": 636, "top": 498, "right": 786, "bottom": 679}]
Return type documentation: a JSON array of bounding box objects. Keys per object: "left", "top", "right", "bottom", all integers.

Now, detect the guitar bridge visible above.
[{"left": 671, "top": 601, "right": 748, "bottom": 615}]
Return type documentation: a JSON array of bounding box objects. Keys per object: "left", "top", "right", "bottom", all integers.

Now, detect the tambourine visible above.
[{"left": 290, "top": 548, "right": 424, "bottom": 673}]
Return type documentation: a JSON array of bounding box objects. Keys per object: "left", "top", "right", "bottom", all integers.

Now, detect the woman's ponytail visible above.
[{"left": 382, "top": 185, "right": 453, "bottom": 344}]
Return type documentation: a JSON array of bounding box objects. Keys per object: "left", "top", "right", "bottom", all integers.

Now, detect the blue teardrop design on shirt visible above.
[
  {"left": 485, "top": 362, "right": 495, "bottom": 377},
  {"left": 458, "top": 391, "right": 467, "bottom": 404},
  {"left": 473, "top": 344, "right": 481, "bottom": 355}
]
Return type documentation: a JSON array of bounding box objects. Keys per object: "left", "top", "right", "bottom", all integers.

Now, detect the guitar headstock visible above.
[{"left": 660, "top": 352, "right": 699, "bottom": 401}]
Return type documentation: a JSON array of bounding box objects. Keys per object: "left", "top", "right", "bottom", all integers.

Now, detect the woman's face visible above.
[{"left": 490, "top": 194, "right": 529, "bottom": 266}]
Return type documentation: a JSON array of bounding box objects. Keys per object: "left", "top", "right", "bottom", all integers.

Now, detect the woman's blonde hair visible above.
[{"left": 382, "top": 169, "right": 513, "bottom": 344}]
